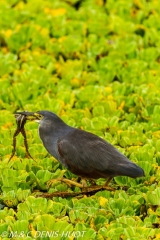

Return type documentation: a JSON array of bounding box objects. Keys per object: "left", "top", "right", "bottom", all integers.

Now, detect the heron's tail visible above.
[{"left": 118, "top": 162, "right": 145, "bottom": 178}]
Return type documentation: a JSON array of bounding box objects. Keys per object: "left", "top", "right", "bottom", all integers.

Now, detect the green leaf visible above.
[{"left": 146, "top": 187, "right": 160, "bottom": 205}]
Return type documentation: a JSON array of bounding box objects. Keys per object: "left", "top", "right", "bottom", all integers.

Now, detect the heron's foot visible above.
[
  {"left": 47, "top": 178, "right": 115, "bottom": 192},
  {"left": 47, "top": 178, "right": 84, "bottom": 188},
  {"left": 86, "top": 185, "right": 114, "bottom": 192},
  {"left": 88, "top": 179, "right": 97, "bottom": 186}
]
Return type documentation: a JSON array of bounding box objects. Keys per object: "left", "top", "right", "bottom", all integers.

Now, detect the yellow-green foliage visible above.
[{"left": 0, "top": 0, "right": 160, "bottom": 239}]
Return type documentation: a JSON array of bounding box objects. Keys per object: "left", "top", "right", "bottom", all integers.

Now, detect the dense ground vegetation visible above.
[{"left": 0, "top": 0, "right": 160, "bottom": 239}]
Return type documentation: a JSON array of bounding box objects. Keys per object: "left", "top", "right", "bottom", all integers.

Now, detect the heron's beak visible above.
[{"left": 14, "top": 111, "right": 41, "bottom": 122}]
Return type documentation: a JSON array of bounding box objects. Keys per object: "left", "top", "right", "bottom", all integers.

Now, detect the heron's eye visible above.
[{"left": 34, "top": 113, "right": 43, "bottom": 120}]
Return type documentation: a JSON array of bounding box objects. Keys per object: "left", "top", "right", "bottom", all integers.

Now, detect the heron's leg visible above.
[
  {"left": 48, "top": 177, "right": 114, "bottom": 191},
  {"left": 81, "top": 179, "right": 89, "bottom": 191},
  {"left": 104, "top": 177, "right": 113, "bottom": 186},
  {"left": 81, "top": 179, "right": 87, "bottom": 187},
  {"left": 47, "top": 178, "right": 84, "bottom": 188},
  {"left": 47, "top": 178, "right": 115, "bottom": 192}
]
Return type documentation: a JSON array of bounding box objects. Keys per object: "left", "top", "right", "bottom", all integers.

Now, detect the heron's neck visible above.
[{"left": 39, "top": 120, "right": 72, "bottom": 137}]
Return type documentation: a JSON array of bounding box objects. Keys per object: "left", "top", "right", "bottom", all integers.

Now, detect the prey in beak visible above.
[
  {"left": 9, "top": 111, "right": 36, "bottom": 161},
  {"left": 14, "top": 111, "right": 41, "bottom": 123}
]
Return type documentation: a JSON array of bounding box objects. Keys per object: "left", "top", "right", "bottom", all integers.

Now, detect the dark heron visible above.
[{"left": 15, "top": 110, "right": 145, "bottom": 188}]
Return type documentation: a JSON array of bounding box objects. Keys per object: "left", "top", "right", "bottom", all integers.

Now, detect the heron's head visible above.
[{"left": 15, "top": 110, "right": 65, "bottom": 125}]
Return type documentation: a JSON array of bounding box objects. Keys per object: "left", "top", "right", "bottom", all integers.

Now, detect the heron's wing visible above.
[{"left": 57, "top": 129, "right": 138, "bottom": 178}]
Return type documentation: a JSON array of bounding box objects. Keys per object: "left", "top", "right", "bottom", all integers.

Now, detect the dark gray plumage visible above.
[{"left": 16, "top": 110, "right": 145, "bottom": 184}]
